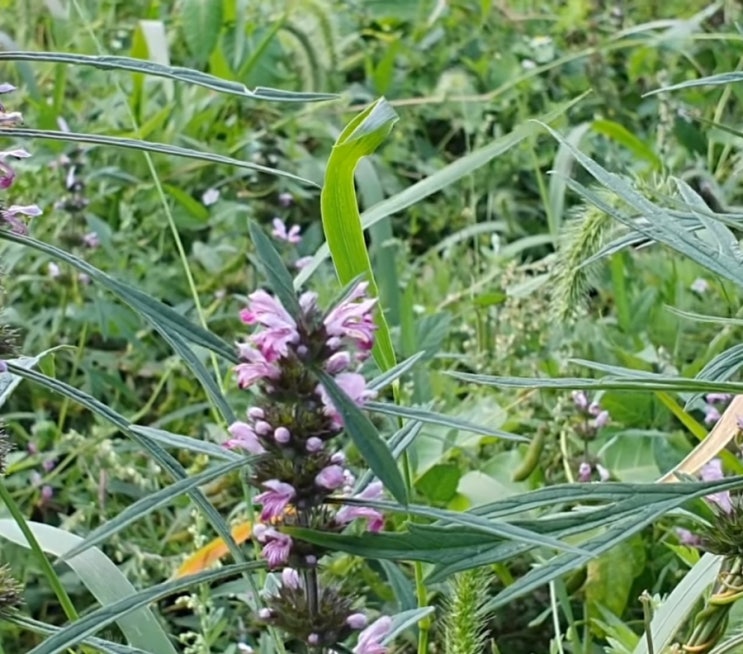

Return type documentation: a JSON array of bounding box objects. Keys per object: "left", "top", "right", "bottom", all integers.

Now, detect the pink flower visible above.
[
  {"left": 336, "top": 481, "right": 385, "bottom": 532},
  {"left": 571, "top": 391, "right": 588, "bottom": 410},
  {"left": 1, "top": 204, "right": 42, "bottom": 235},
  {"left": 271, "top": 218, "right": 301, "bottom": 244},
  {"left": 704, "top": 405, "right": 721, "bottom": 425},
  {"left": 234, "top": 345, "right": 281, "bottom": 389},
  {"left": 317, "top": 372, "right": 376, "bottom": 429},
  {"left": 315, "top": 465, "right": 346, "bottom": 490},
  {"left": 577, "top": 462, "right": 592, "bottom": 482},
  {"left": 346, "top": 613, "right": 368, "bottom": 630},
  {"left": 326, "top": 351, "right": 351, "bottom": 374},
  {"left": 225, "top": 421, "right": 265, "bottom": 454},
  {"left": 278, "top": 192, "right": 293, "bottom": 207},
  {"left": 260, "top": 529, "right": 293, "bottom": 568},
  {"left": 306, "top": 437, "right": 323, "bottom": 452},
  {"left": 354, "top": 616, "right": 391, "bottom": 654},
  {"left": 0, "top": 148, "right": 31, "bottom": 189},
  {"left": 82, "top": 231, "right": 100, "bottom": 248},
  {"left": 706, "top": 393, "right": 732, "bottom": 404},
  {"left": 323, "top": 282, "right": 377, "bottom": 351},
  {"left": 281, "top": 567, "right": 302, "bottom": 590},
  {"left": 241, "top": 291, "right": 300, "bottom": 361},
  {"left": 256, "top": 480, "right": 295, "bottom": 521},
  {"left": 700, "top": 458, "right": 732, "bottom": 513},
  {"left": 592, "top": 410, "right": 610, "bottom": 429},
  {"left": 677, "top": 528, "right": 702, "bottom": 547}
]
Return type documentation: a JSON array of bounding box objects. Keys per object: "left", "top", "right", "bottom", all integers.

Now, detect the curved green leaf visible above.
[
  {"left": 320, "top": 97, "right": 399, "bottom": 371},
  {"left": 2, "top": 127, "right": 317, "bottom": 186},
  {"left": 26, "top": 562, "right": 263, "bottom": 654},
  {"left": 0, "top": 51, "right": 336, "bottom": 102},
  {"left": 0, "top": 520, "right": 177, "bottom": 654},
  {"left": 182, "top": 0, "right": 223, "bottom": 65}
]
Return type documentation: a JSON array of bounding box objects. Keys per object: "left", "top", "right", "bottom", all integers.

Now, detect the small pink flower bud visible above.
[
  {"left": 307, "top": 634, "right": 320, "bottom": 646},
  {"left": 306, "top": 437, "right": 323, "bottom": 452},
  {"left": 578, "top": 462, "right": 592, "bottom": 482},
  {"left": 305, "top": 554, "right": 317, "bottom": 566},
  {"left": 330, "top": 451, "right": 346, "bottom": 465},
  {"left": 274, "top": 427, "right": 291, "bottom": 444},
  {"left": 346, "top": 613, "right": 368, "bottom": 630},
  {"left": 592, "top": 410, "right": 610, "bottom": 429},
  {"left": 258, "top": 608, "right": 272, "bottom": 620},
  {"left": 254, "top": 420, "right": 272, "bottom": 435},
  {"left": 281, "top": 567, "right": 302, "bottom": 590},
  {"left": 248, "top": 406, "right": 264, "bottom": 420},
  {"left": 326, "top": 351, "right": 351, "bottom": 374}
]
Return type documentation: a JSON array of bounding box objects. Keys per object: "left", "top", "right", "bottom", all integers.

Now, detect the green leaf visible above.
[
  {"left": 0, "top": 349, "right": 62, "bottom": 408},
  {"left": 0, "top": 231, "right": 237, "bottom": 361},
  {"left": 632, "top": 553, "right": 722, "bottom": 654},
  {"left": 367, "top": 351, "right": 426, "bottom": 391},
  {"left": 26, "top": 562, "right": 263, "bottom": 654},
  {"left": 0, "top": 51, "right": 336, "bottom": 102},
  {"left": 3, "top": 127, "right": 316, "bottom": 187},
  {"left": 5, "top": 615, "right": 153, "bottom": 654},
  {"left": 415, "top": 464, "right": 461, "bottom": 503},
  {"left": 644, "top": 71, "right": 743, "bottom": 96},
  {"left": 321, "top": 97, "right": 399, "bottom": 371},
  {"left": 5, "top": 363, "right": 246, "bottom": 570},
  {"left": 295, "top": 92, "right": 589, "bottom": 286},
  {"left": 314, "top": 368, "right": 407, "bottom": 504},
  {"left": 248, "top": 220, "right": 302, "bottom": 319},
  {"left": 0, "top": 520, "right": 178, "bottom": 654},
  {"left": 182, "top": 0, "right": 223, "bottom": 65},
  {"left": 592, "top": 119, "right": 661, "bottom": 168},
  {"left": 585, "top": 535, "right": 646, "bottom": 627},
  {"left": 59, "top": 457, "right": 249, "bottom": 561},
  {"left": 131, "top": 424, "right": 241, "bottom": 460},
  {"left": 367, "top": 401, "right": 528, "bottom": 442}
]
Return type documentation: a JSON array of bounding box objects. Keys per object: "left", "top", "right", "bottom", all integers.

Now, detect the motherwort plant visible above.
[{"left": 227, "top": 265, "right": 393, "bottom": 653}]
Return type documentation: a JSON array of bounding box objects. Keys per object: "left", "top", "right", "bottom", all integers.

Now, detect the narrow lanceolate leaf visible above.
[
  {"left": 0, "top": 520, "right": 177, "bottom": 654},
  {"left": 248, "top": 220, "right": 302, "bottom": 319},
  {"left": 26, "top": 562, "right": 263, "bottom": 654},
  {"left": 2, "top": 128, "right": 317, "bottom": 186},
  {"left": 644, "top": 71, "right": 743, "bottom": 96},
  {"left": 5, "top": 364, "right": 245, "bottom": 569},
  {"left": 320, "top": 97, "right": 399, "bottom": 371},
  {"left": 367, "top": 401, "right": 528, "bottom": 442},
  {"left": 0, "top": 348, "right": 66, "bottom": 408},
  {"left": 0, "top": 51, "right": 337, "bottom": 101},
  {"left": 5, "top": 615, "right": 154, "bottom": 654},
  {"left": 314, "top": 368, "right": 407, "bottom": 504},
  {"left": 59, "top": 457, "right": 250, "bottom": 561},
  {"left": 295, "top": 92, "right": 589, "bottom": 287},
  {"left": 0, "top": 231, "right": 237, "bottom": 362}
]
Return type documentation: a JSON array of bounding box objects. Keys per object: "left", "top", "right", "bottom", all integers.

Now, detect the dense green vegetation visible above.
[{"left": 2, "top": 1, "right": 743, "bottom": 653}]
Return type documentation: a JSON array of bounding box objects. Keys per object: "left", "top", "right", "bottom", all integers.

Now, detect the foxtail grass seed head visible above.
[
  {"left": 229, "top": 280, "right": 392, "bottom": 651},
  {"left": 0, "top": 565, "right": 21, "bottom": 613}
]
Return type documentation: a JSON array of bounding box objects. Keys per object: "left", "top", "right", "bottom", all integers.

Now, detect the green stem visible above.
[
  {"left": 0, "top": 482, "right": 78, "bottom": 621},
  {"left": 610, "top": 252, "right": 631, "bottom": 333}
]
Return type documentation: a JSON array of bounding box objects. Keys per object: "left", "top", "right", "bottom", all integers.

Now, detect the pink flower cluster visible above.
[{"left": 0, "top": 85, "right": 42, "bottom": 235}]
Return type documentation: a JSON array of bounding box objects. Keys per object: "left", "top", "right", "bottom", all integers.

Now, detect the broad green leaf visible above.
[
  {"left": 314, "top": 368, "right": 407, "bottom": 504},
  {"left": 248, "top": 220, "right": 302, "bottom": 318},
  {"left": 26, "top": 562, "right": 263, "bottom": 654},
  {"left": 3, "top": 127, "right": 316, "bottom": 186},
  {"left": 321, "top": 97, "right": 398, "bottom": 371},
  {"left": 585, "top": 535, "right": 646, "bottom": 627},
  {"left": 367, "top": 401, "right": 528, "bottom": 442},
  {"left": 386, "top": 607, "right": 436, "bottom": 644},
  {"left": 295, "top": 92, "right": 589, "bottom": 287},
  {"left": 415, "top": 464, "right": 461, "bottom": 503},
  {"left": 59, "top": 457, "right": 249, "bottom": 561},
  {"left": 0, "top": 51, "right": 336, "bottom": 101},
  {"left": 0, "top": 520, "right": 177, "bottom": 654},
  {"left": 182, "top": 0, "right": 223, "bottom": 65},
  {"left": 592, "top": 119, "right": 661, "bottom": 168}
]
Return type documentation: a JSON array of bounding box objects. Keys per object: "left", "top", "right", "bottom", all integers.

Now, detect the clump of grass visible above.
[{"left": 442, "top": 569, "right": 491, "bottom": 654}]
